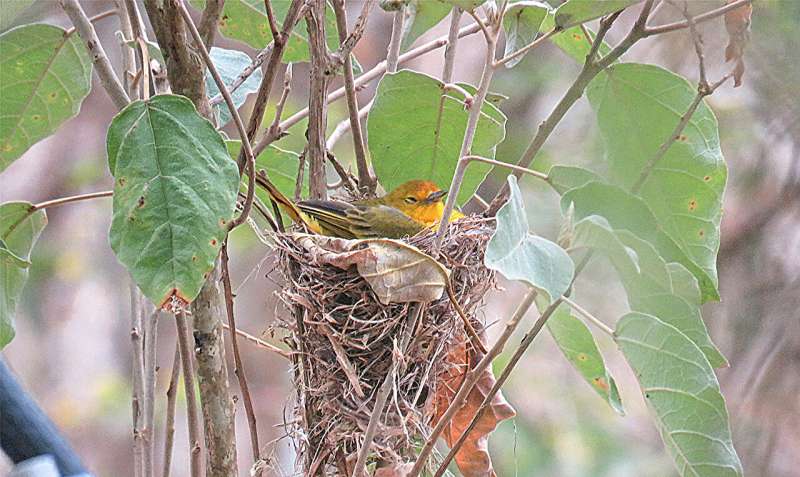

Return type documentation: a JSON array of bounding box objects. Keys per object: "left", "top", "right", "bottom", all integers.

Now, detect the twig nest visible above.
[{"left": 274, "top": 216, "right": 497, "bottom": 473}]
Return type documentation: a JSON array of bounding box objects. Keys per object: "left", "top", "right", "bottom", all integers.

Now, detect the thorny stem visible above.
[
  {"left": 561, "top": 296, "right": 614, "bottom": 336},
  {"left": 220, "top": 244, "right": 261, "bottom": 471},
  {"left": 332, "top": 0, "right": 374, "bottom": 193},
  {"left": 60, "top": 0, "right": 130, "bottom": 110},
  {"left": 408, "top": 288, "right": 539, "bottom": 477},
  {"left": 176, "top": 0, "right": 256, "bottom": 230},
  {"left": 162, "top": 344, "right": 181, "bottom": 477},
  {"left": 175, "top": 311, "right": 202, "bottom": 477},
  {"left": 351, "top": 305, "right": 423, "bottom": 477}
]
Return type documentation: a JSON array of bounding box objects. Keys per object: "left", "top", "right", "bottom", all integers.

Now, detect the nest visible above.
[{"left": 274, "top": 216, "right": 496, "bottom": 473}]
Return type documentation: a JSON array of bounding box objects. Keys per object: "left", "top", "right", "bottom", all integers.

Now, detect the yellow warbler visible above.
[{"left": 264, "top": 179, "right": 464, "bottom": 239}]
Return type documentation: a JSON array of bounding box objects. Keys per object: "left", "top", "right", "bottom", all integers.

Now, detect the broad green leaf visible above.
[
  {"left": 0, "top": 0, "right": 35, "bottom": 31},
  {"left": 368, "top": 70, "right": 506, "bottom": 204},
  {"left": 562, "top": 181, "right": 718, "bottom": 302},
  {"left": 107, "top": 95, "right": 239, "bottom": 307},
  {"left": 195, "top": 0, "right": 340, "bottom": 62},
  {"left": 226, "top": 139, "right": 305, "bottom": 198},
  {"left": 547, "top": 303, "right": 624, "bottom": 414},
  {"left": 485, "top": 176, "right": 574, "bottom": 303},
  {"left": 616, "top": 313, "right": 742, "bottom": 477},
  {"left": 540, "top": 12, "right": 610, "bottom": 64},
  {"left": 546, "top": 165, "right": 603, "bottom": 194},
  {"left": 1, "top": 202, "right": 47, "bottom": 348},
  {"left": 440, "top": 0, "right": 486, "bottom": 10},
  {"left": 205, "top": 47, "right": 263, "bottom": 126},
  {"left": 574, "top": 215, "right": 727, "bottom": 367},
  {"left": 587, "top": 63, "right": 726, "bottom": 301},
  {"left": 502, "top": 1, "right": 550, "bottom": 68},
  {"left": 0, "top": 24, "right": 92, "bottom": 170},
  {"left": 402, "top": 0, "right": 452, "bottom": 49},
  {"left": 554, "top": 0, "right": 642, "bottom": 29}
]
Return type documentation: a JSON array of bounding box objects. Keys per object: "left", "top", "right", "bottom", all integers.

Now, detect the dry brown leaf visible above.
[
  {"left": 724, "top": 0, "right": 752, "bottom": 87},
  {"left": 374, "top": 462, "right": 413, "bottom": 476},
  {"left": 295, "top": 234, "right": 449, "bottom": 304},
  {"left": 428, "top": 339, "right": 516, "bottom": 477}
]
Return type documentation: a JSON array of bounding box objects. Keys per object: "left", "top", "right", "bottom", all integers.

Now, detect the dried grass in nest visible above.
[{"left": 273, "top": 216, "right": 497, "bottom": 473}]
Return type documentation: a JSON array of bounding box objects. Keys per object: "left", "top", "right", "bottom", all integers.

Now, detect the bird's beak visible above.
[{"left": 426, "top": 190, "right": 448, "bottom": 202}]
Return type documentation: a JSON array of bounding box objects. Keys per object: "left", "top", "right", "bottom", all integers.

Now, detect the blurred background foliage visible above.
[{"left": 1, "top": 1, "right": 797, "bottom": 476}]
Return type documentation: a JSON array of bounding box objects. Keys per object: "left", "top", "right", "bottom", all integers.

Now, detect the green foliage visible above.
[
  {"left": 587, "top": 63, "right": 726, "bottom": 301},
  {"left": 205, "top": 47, "right": 263, "bottom": 126},
  {"left": 547, "top": 165, "right": 603, "bottom": 194},
  {"left": 573, "top": 215, "right": 726, "bottom": 367},
  {"left": 502, "top": 1, "right": 550, "bottom": 68},
  {"left": 402, "top": 0, "right": 452, "bottom": 49},
  {"left": 0, "top": 202, "right": 47, "bottom": 348},
  {"left": 106, "top": 95, "right": 239, "bottom": 307},
  {"left": 368, "top": 70, "right": 506, "bottom": 204},
  {"left": 0, "top": 0, "right": 35, "bottom": 31},
  {"left": 440, "top": 0, "right": 486, "bottom": 10},
  {"left": 0, "top": 24, "right": 92, "bottom": 171},
  {"left": 195, "top": 0, "right": 339, "bottom": 62},
  {"left": 547, "top": 304, "right": 624, "bottom": 414},
  {"left": 226, "top": 139, "right": 306, "bottom": 199},
  {"left": 540, "top": 12, "right": 610, "bottom": 63},
  {"left": 485, "top": 176, "right": 574, "bottom": 304},
  {"left": 616, "top": 313, "right": 742, "bottom": 477},
  {"left": 554, "top": 0, "right": 642, "bottom": 29}
]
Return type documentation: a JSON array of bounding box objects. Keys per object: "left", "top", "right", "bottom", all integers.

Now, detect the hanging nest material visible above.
[{"left": 273, "top": 216, "right": 505, "bottom": 474}]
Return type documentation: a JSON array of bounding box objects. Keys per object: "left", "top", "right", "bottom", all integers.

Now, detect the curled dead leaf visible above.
[
  {"left": 294, "top": 234, "right": 449, "bottom": 304},
  {"left": 724, "top": 0, "right": 753, "bottom": 87},
  {"left": 374, "top": 462, "right": 413, "bottom": 476},
  {"left": 428, "top": 338, "right": 516, "bottom": 477}
]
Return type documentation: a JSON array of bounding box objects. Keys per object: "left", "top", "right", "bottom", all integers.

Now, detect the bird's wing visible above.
[{"left": 297, "top": 200, "right": 424, "bottom": 239}]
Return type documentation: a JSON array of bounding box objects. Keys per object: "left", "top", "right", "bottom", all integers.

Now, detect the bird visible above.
[{"left": 262, "top": 179, "right": 465, "bottom": 239}]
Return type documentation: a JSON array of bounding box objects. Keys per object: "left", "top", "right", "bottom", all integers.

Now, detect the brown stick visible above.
[
  {"left": 130, "top": 284, "right": 146, "bottom": 477},
  {"left": 174, "top": 310, "right": 202, "bottom": 477},
  {"left": 305, "top": 0, "right": 331, "bottom": 200},
  {"left": 220, "top": 244, "right": 262, "bottom": 471},
  {"left": 197, "top": 0, "right": 223, "bottom": 47},
  {"left": 162, "top": 344, "right": 181, "bottom": 477},
  {"left": 332, "top": 0, "right": 374, "bottom": 192}
]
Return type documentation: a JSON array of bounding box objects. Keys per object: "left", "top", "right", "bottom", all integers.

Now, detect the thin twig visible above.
[
  {"left": 209, "top": 44, "right": 274, "bottom": 106},
  {"left": 351, "top": 305, "right": 423, "bottom": 477},
  {"left": 130, "top": 284, "right": 146, "bottom": 477},
  {"left": 326, "top": 152, "right": 359, "bottom": 194},
  {"left": 326, "top": 99, "right": 372, "bottom": 151},
  {"left": 330, "top": 0, "right": 376, "bottom": 67},
  {"left": 141, "top": 307, "right": 158, "bottom": 477},
  {"left": 221, "top": 323, "right": 292, "bottom": 360},
  {"left": 442, "top": 7, "right": 463, "bottom": 82},
  {"left": 60, "top": 0, "right": 130, "bottom": 110},
  {"left": 266, "top": 63, "right": 293, "bottom": 142},
  {"left": 561, "top": 296, "right": 614, "bottom": 336},
  {"left": 332, "top": 0, "right": 374, "bottom": 192},
  {"left": 305, "top": 0, "right": 331, "bottom": 200},
  {"left": 643, "top": 0, "right": 753, "bottom": 35},
  {"left": 220, "top": 244, "right": 261, "bottom": 471},
  {"left": 64, "top": 8, "right": 118, "bottom": 37},
  {"left": 114, "top": 1, "right": 136, "bottom": 97},
  {"left": 33, "top": 190, "right": 113, "bottom": 210},
  {"left": 124, "top": 0, "right": 151, "bottom": 100},
  {"left": 386, "top": 9, "right": 405, "bottom": 73},
  {"left": 175, "top": 0, "right": 256, "bottom": 230},
  {"left": 162, "top": 343, "right": 180, "bottom": 477},
  {"left": 408, "top": 288, "right": 538, "bottom": 477},
  {"left": 175, "top": 310, "right": 202, "bottom": 477},
  {"left": 263, "top": 0, "right": 281, "bottom": 42},
  {"left": 259, "top": 21, "right": 483, "bottom": 153}
]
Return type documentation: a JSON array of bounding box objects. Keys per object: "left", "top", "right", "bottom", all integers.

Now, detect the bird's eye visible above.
[{"left": 404, "top": 196, "right": 417, "bottom": 204}]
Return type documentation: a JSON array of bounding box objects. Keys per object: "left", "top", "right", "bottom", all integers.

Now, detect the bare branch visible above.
[
  {"left": 326, "top": 98, "right": 372, "bottom": 151},
  {"left": 561, "top": 296, "right": 614, "bottom": 336},
  {"left": 220, "top": 244, "right": 261, "bottom": 472},
  {"left": 130, "top": 285, "right": 145, "bottom": 477},
  {"left": 330, "top": 0, "right": 376, "bottom": 67},
  {"left": 60, "top": 0, "right": 130, "bottom": 110},
  {"left": 263, "top": 0, "right": 281, "bottom": 42},
  {"left": 442, "top": 7, "right": 463, "bottom": 82},
  {"left": 644, "top": 0, "right": 753, "bottom": 36},
  {"left": 64, "top": 8, "right": 118, "bottom": 36},
  {"left": 198, "top": 0, "right": 224, "bottom": 47},
  {"left": 33, "top": 190, "right": 113, "bottom": 210},
  {"left": 332, "top": 0, "right": 374, "bottom": 192},
  {"left": 266, "top": 63, "right": 293, "bottom": 142},
  {"left": 221, "top": 323, "right": 292, "bottom": 360},
  {"left": 386, "top": 9, "right": 405, "bottom": 73},
  {"left": 162, "top": 344, "right": 180, "bottom": 477},
  {"left": 209, "top": 44, "right": 274, "bottom": 107},
  {"left": 408, "top": 288, "right": 539, "bottom": 477},
  {"left": 305, "top": 0, "right": 331, "bottom": 200},
  {"left": 141, "top": 306, "right": 158, "bottom": 477},
  {"left": 175, "top": 310, "right": 202, "bottom": 477}
]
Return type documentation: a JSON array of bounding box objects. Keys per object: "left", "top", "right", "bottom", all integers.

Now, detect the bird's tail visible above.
[{"left": 253, "top": 173, "right": 315, "bottom": 232}]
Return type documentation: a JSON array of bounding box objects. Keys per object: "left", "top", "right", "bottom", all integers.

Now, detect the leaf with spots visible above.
[
  {"left": 540, "top": 11, "right": 611, "bottom": 64},
  {"left": 0, "top": 24, "right": 92, "bottom": 170},
  {"left": 192, "top": 0, "right": 340, "bottom": 62},
  {"left": 586, "top": 63, "right": 727, "bottom": 302},
  {"left": 1, "top": 201, "right": 47, "bottom": 348},
  {"left": 546, "top": 302, "right": 624, "bottom": 414},
  {"left": 107, "top": 95, "right": 239, "bottom": 308},
  {"left": 573, "top": 215, "right": 727, "bottom": 368},
  {"left": 368, "top": 70, "right": 506, "bottom": 204},
  {"left": 616, "top": 312, "right": 743, "bottom": 477},
  {"left": 485, "top": 176, "right": 574, "bottom": 304}
]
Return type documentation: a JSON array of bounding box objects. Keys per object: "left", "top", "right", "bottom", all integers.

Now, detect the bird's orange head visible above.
[{"left": 382, "top": 180, "right": 450, "bottom": 226}]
